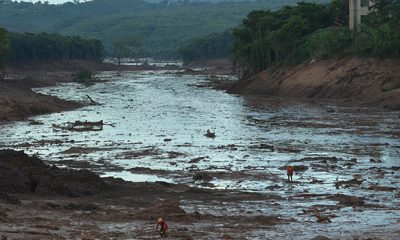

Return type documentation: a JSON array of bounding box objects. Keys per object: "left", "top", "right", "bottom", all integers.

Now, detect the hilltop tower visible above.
[{"left": 349, "top": 0, "right": 372, "bottom": 31}]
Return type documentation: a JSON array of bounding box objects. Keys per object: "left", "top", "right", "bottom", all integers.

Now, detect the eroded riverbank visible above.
[{"left": 1, "top": 70, "right": 399, "bottom": 239}]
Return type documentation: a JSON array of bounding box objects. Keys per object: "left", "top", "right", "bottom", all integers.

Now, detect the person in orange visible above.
[
  {"left": 156, "top": 217, "right": 168, "bottom": 238},
  {"left": 287, "top": 165, "right": 294, "bottom": 182}
]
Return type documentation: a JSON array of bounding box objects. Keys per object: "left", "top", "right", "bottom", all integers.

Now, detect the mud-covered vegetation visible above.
[{"left": 232, "top": 0, "right": 400, "bottom": 76}]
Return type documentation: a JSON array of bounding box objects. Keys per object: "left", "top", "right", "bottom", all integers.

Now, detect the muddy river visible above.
[{"left": 1, "top": 71, "right": 399, "bottom": 238}]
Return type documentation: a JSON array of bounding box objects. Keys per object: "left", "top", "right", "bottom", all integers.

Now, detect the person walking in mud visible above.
[
  {"left": 287, "top": 165, "right": 294, "bottom": 182},
  {"left": 156, "top": 217, "right": 168, "bottom": 238}
]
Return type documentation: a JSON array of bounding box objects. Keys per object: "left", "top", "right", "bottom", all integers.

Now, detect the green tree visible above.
[
  {"left": 328, "top": 0, "right": 349, "bottom": 26},
  {"left": 112, "top": 36, "right": 144, "bottom": 65},
  {"left": 0, "top": 27, "right": 10, "bottom": 82}
]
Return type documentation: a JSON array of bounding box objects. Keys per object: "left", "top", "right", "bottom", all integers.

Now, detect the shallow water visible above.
[{"left": 1, "top": 70, "right": 399, "bottom": 238}]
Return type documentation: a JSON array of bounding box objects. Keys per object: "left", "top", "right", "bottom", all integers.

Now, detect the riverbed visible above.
[{"left": 1, "top": 70, "right": 399, "bottom": 239}]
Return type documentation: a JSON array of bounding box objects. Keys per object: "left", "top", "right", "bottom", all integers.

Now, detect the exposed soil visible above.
[{"left": 228, "top": 57, "right": 400, "bottom": 110}]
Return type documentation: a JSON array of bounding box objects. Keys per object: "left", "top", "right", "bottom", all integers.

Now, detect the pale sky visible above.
[{"left": 22, "top": 0, "right": 91, "bottom": 4}]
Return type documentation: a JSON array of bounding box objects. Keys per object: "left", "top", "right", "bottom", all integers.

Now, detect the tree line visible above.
[
  {"left": 8, "top": 32, "right": 104, "bottom": 63},
  {"left": 0, "top": 0, "right": 328, "bottom": 57},
  {"left": 230, "top": 0, "right": 400, "bottom": 77},
  {"left": 0, "top": 28, "right": 105, "bottom": 80},
  {"left": 0, "top": 29, "right": 105, "bottom": 64}
]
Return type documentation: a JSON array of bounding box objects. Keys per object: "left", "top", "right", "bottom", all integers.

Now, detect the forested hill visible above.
[{"left": 0, "top": 0, "right": 328, "bottom": 57}]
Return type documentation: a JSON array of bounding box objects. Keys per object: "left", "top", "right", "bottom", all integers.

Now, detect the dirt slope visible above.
[{"left": 228, "top": 57, "right": 400, "bottom": 110}]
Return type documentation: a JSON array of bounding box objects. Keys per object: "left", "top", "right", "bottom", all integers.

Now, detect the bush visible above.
[
  {"left": 71, "top": 69, "right": 98, "bottom": 85},
  {"left": 296, "top": 27, "right": 352, "bottom": 60}
]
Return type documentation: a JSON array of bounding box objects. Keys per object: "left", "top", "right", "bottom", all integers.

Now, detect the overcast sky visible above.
[{"left": 23, "top": 0, "right": 90, "bottom": 4}]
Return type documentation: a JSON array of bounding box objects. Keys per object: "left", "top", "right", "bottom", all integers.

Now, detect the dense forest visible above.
[
  {"left": 179, "top": 30, "right": 233, "bottom": 64},
  {"left": 0, "top": 0, "right": 328, "bottom": 57},
  {"left": 0, "top": 28, "right": 104, "bottom": 72},
  {"left": 8, "top": 32, "right": 104, "bottom": 63},
  {"left": 230, "top": 0, "right": 400, "bottom": 77}
]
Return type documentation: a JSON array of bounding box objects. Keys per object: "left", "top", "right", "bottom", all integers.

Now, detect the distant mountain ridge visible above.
[{"left": 0, "top": 0, "right": 329, "bottom": 57}]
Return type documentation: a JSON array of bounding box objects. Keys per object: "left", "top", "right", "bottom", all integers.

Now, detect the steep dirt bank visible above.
[{"left": 228, "top": 57, "right": 400, "bottom": 110}]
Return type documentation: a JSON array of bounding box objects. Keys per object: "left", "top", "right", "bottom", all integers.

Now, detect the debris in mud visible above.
[
  {"left": 205, "top": 129, "right": 216, "bottom": 138},
  {"left": 278, "top": 165, "right": 308, "bottom": 171},
  {"left": 335, "top": 178, "right": 363, "bottom": 189},
  {"left": 296, "top": 156, "right": 341, "bottom": 162},
  {"left": 189, "top": 157, "right": 207, "bottom": 163},
  {"left": 193, "top": 172, "right": 213, "bottom": 182},
  {"left": 86, "top": 95, "right": 101, "bottom": 105},
  {"left": 60, "top": 147, "right": 112, "bottom": 155},
  {"left": 312, "top": 209, "right": 332, "bottom": 223},
  {"left": 28, "top": 119, "right": 44, "bottom": 125},
  {"left": 250, "top": 143, "right": 275, "bottom": 151},
  {"left": 167, "top": 151, "right": 186, "bottom": 158},
  {"left": 265, "top": 185, "right": 282, "bottom": 191},
  {"left": 276, "top": 147, "right": 302, "bottom": 153},
  {"left": 370, "top": 158, "right": 383, "bottom": 163},
  {"left": 312, "top": 236, "right": 333, "bottom": 240},
  {"left": 326, "top": 107, "right": 336, "bottom": 113},
  {"left": 367, "top": 185, "right": 397, "bottom": 192},
  {"left": 52, "top": 120, "right": 104, "bottom": 131},
  {"left": 215, "top": 144, "right": 238, "bottom": 150},
  {"left": 328, "top": 194, "right": 365, "bottom": 206},
  {"left": 118, "top": 148, "right": 160, "bottom": 159}
]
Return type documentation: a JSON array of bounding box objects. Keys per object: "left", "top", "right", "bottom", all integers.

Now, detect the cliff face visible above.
[{"left": 228, "top": 58, "right": 400, "bottom": 110}]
